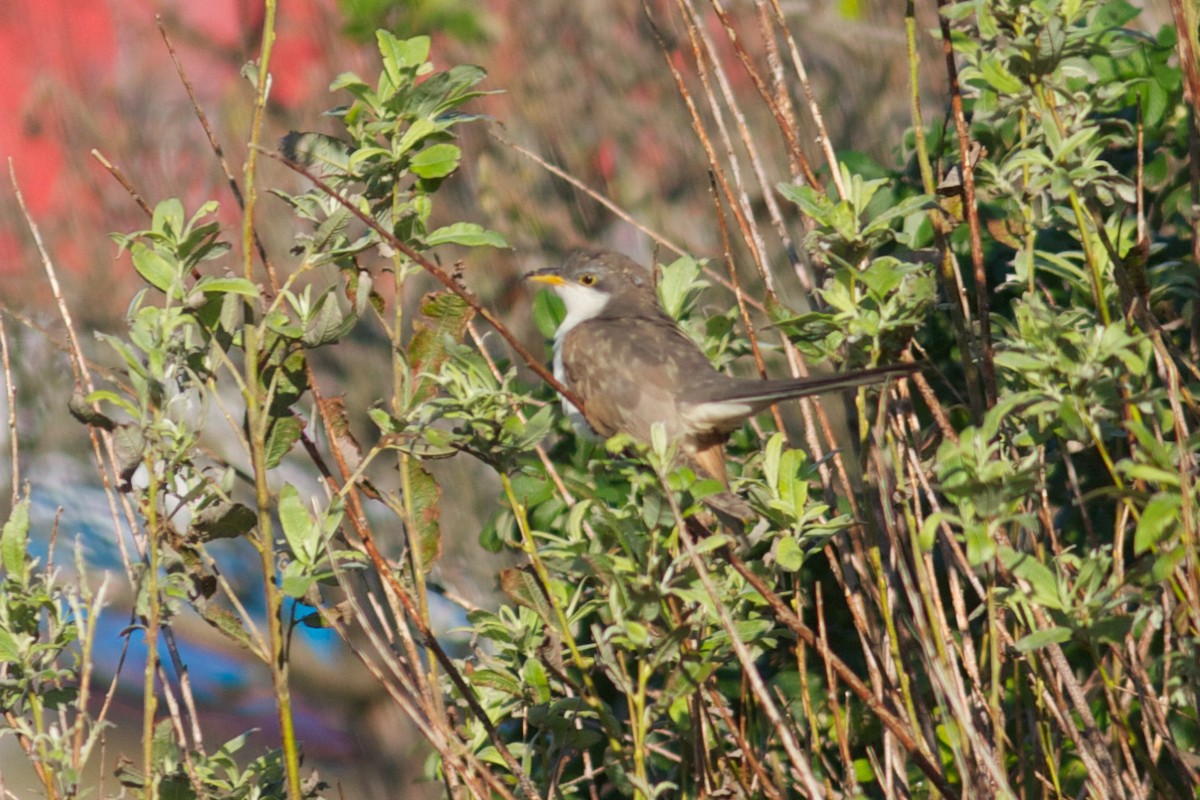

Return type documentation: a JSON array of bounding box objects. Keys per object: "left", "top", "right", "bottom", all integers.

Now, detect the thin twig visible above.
[
  {"left": 663, "top": 501, "right": 824, "bottom": 796},
  {"left": 304, "top": 371, "right": 541, "bottom": 799},
  {"left": 10, "top": 162, "right": 88, "bottom": 388},
  {"left": 647, "top": 1, "right": 873, "bottom": 540},
  {"left": 763, "top": 0, "right": 844, "bottom": 197},
  {"left": 266, "top": 148, "right": 585, "bottom": 416},
  {"left": 9, "top": 161, "right": 142, "bottom": 577},
  {"left": 489, "top": 128, "right": 687, "bottom": 256},
  {"left": 903, "top": 0, "right": 983, "bottom": 420},
  {"left": 0, "top": 317, "right": 17, "bottom": 503},
  {"left": 664, "top": 0, "right": 772, "bottom": 294},
  {"left": 708, "top": 173, "right": 785, "bottom": 438},
  {"left": 90, "top": 150, "right": 153, "bottom": 217},
  {"left": 490, "top": 127, "right": 770, "bottom": 312},
  {"left": 935, "top": 0, "right": 995, "bottom": 407},
  {"left": 1168, "top": 0, "right": 1200, "bottom": 121},
  {"left": 466, "top": 321, "right": 574, "bottom": 504},
  {"left": 719, "top": 539, "right": 956, "bottom": 797},
  {"left": 323, "top": 560, "right": 512, "bottom": 800},
  {"left": 683, "top": 0, "right": 797, "bottom": 295},
  {"left": 156, "top": 14, "right": 275, "bottom": 285},
  {"left": 157, "top": 14, "right": 243, "bottom": 209},
  {"left": 702, "top": 0, "right": 819, "bottom": 192}
]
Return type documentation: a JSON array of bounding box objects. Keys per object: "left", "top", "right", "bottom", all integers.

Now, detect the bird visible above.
[{"left": 527, "top": 249, "right": 916, "bottom": 491}]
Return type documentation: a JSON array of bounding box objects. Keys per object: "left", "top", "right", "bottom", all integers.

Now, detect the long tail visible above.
[{"left": 711, "top": 362, "right": 919, "bottom": 405}]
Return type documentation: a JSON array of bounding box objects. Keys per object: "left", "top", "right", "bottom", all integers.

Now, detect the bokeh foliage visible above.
[{"left": 3, "top": 0, "right": 1199, "bottom": 798}]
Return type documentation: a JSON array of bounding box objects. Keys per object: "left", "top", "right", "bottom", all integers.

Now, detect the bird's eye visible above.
[{"left": 578, "top": 273, "right": 596, "bottom": 286}]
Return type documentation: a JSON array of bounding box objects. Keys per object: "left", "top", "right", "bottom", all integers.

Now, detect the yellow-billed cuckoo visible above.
[{"left": 528, "top": 250, "right": 915, "bottom": 487}]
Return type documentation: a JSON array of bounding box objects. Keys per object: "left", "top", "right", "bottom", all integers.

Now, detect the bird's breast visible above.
[{"left": 552, "top": 329, "right": 593, "bottom": 436}]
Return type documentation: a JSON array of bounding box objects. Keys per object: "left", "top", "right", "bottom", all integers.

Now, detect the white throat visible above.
[
  {"left": 551, "top": 284, "right": 610, "bottom": 435},
  {"left": 553, "top": 283, "right": 612, "bottom": 337}
]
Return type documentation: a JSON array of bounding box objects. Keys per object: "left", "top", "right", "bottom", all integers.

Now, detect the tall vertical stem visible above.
[
  {"left": 240, "top": 2, "right": 302, "bottom": 798},
  {"left": 142, "top": 466, "right": 161, "bottom": 800}
]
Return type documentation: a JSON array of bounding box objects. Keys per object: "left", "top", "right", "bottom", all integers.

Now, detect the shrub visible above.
[{"left": 4, "top": 1, "right": 1198, "bottom": 798}]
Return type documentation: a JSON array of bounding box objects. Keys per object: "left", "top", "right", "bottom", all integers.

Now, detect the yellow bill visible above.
[{"left": 526, "top": 269, "right": 566, "bottom": 286}]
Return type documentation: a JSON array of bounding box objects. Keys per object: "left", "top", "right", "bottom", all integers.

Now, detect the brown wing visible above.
[{"left": 560, "top": 314, "right": 728, "bottom": 444}]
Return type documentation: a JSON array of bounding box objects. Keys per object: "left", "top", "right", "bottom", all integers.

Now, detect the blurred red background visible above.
[{"left": 0, "top": 0, "right": 359, "bottom": 301}]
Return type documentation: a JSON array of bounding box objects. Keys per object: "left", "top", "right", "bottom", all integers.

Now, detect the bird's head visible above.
[{"left": 526, "top": 250, "right": 654, "bottom": 323}]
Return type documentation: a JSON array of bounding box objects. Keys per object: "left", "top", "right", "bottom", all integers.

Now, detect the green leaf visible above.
[
  {"left": 2, "top": 497, "right": 30, "bottom": 582},
  {"left": 199, "top": 605, "right": 257, "bottom": 651},
  {"left": 1001, "top": 547, "right": 1061, "bottom": 610},
  {"left": 1150, "top": 545, "right": 1187, "bottom": 582},
  {"left": 0, "top": 628, "right": 22, "bottom": 662},
  {"left": 279, "top": 484, "right": 318, "bottom": 565},
  {"left": 690, "top": 533, "right": 731, "bottom": 555},
  {"left": 405, "top": 458, "right": 443, "bottom": 571},
  {"left": 279, "top": 131, "right": 354, "bottom": 174},
  {"left": 515, "top": 404, "right": 555, "bottom": 450},
  {"left": 265, "top": 350, "right": 309, "bottom": 413},
  {"left": 322, "top": 495, "right": 347, "bottom": 538},
  {"left": 191, "top": 502, "right": 257, "bottom": 541},
  {"left": 863, "top": 192, "right": 933, "bottom": 231},
  {"left": 979, "top": 56, "right": 1024, "bottom": 93},
  {"left": 40, "top": 687, "right": 78, "bottom": 710},
  {"left": 376, "top": 32, "right": 430, "bottom": 83},
  {"left": 777, "top": 448, "right": 810, "bottom": 516},
  {"left": 410, "top": 143, "right": 462, "bottom": 178},
  {"left": 523, "top": 657, "right": 551, "bottom": 703},
  {"left": 131, "top": 242, "right": 176, "bottom": 293},
  {"left": 440, "top": 64, "right": 489, "bottom": 99},
  {"left": 1014, "top": 626, "right": 1073, "bottom": 652},
  {"left": 919, "top": 511, "right": 949, "bottom": 552},
  {"left": 425, "top": 222, "right": 508, "bottom": 248},
  {"left": 478, "top": 511, "right": 509, "bottom": 553},
  {"left": 470, "top": 668, "right": 521, "bottom": 695},
  {"left": 650, "top": 421, "right": 670, "bottom": 463},
  {"left": 500, "top": 567, "right": 553, "bottom": 623},
  {"left": 762, "top": 433, "right": 785, "bottom": 491},
  {"left": 408, "top": 291, "right": 475, "bottom": 403},
  {"left": 1134, "top": 493, "right": 1180, "bottom": 555},
  {"left": 777, "top": 181, "right": 827, "bottom": 218},
  {"left": 179, "top": 224, "right": 229, "bottom": 268},
  {"left": 622, "top": 620, "right": 651, "bottom": 648},
  {"left": 852, "top": 758, "right": 876, "bottom": 784},
  {"left": 264, "top": 415, "right": 304, "bottom": 469},
  {"left": 939, "top": 1, "right": 976, "bottom": 20},
  {"left": 152, "top": 197, "right": 185, "bottom": 239},
  {"left": 151, "top": 718, "right": 179, "bottom": 764},
  {"left": 302, "top": 291, "right": 351, "bottom": 347},
  {"left": 964, "top": 522, "right": 996, "bottom": 566},
  {"left": 368, "top": 407, "right": 403, "bottom": 435},
  {"left": 1120, "top": 464, "right": 1181, "bottom": 488},
  {"left": 994, "top": 351, "right": 1048, "bottom": 372},
  {"left": 656, "top": 255, "right": 705, "bottom": 320},
  {"left": 774, "top": 536, "right": 804, "bottom": 571},
  {"left": 532, "top": 288, "right": 565, "bottom": 339},
  {"left": 724, "top": 618, "right": 776, "bottom": 646},
  {"left": 193, "top": 277, "right": 260, "bottom": 298},
  {"left": 395, "top": 118, "right": 437, "bottom": 156},
  {"left": 408, "top": 64, "right": 491, "bottom": 118},
  {"left": 112, "top": 424, "right": 146, "bottom": 483},
  {"left": 280, "top": 560, "right": 316, "bottom": 599},
  {"left": 329, "top": 70, "right": 370, "bottom": 94},
  {"left": 185, "top": 199, "right": 220, "bottom": 229}
]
